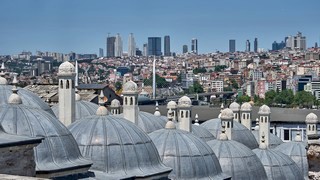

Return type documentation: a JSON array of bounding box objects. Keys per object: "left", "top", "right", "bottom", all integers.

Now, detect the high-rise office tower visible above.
[
  {"left": 128, "top": 33, "right": 136, "bottom": 57},
  {"left": 183, "top": 45, "right": 188, "bottom": 53},
  {"left": 148, "top": 37, "right": 162, "bottom": 56},
  {"left": 246, "top": 40, "right": 251, "bottom": 52},
  {"left": 164, "top": 35, "right": 171, "bottom": 56},
  {"left": 315, "top": 42, "right": 318, "bottom": 49},
  {"left": 99, "top": 48, "right": 104, "bottom": 57},
  {"left": 286, "top": 32, "right": 307, "bottom": 50},
  {"left": 114, "top": 33, "right": 123, "bottom": 57},
  {"left": 254, "top": 38, "right": 258, "bottom": 53},
  {"left": 229, "top": 39, "right": 236, "bottom": 53},
  {"left": 106, "top": 36, "right": 116, "bottom": 57},
  {"left": 143, "top": 43, "right": 148, "bottom": 56},
  {"left": 191, "top": 38, "right": 198, "bottom": 54}
]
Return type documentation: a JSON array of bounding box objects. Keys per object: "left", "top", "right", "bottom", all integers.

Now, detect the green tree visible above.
[
  {"left": 230, "top": 79, "right": 239, "bottom": 89},
  {"left": 115, "top": 81, "right": 122, "bottom": 91},
  {"left": 143, "top": 74, "right": 169, "bottom": 88},
  {"left": 236, "top": 95, "right": 251, "bottom": 104},
  {"left": 294, "top": 91, "right": 315, "bottom": 108},
  {"left": 214, "top": 65, "right": 227, "bottom": 72},
  {"left": 193, "top": 67, "right": 207, "bottom": 74},
  {"left": 274, "top": 89, "right": 294, "bottom": 106},
  {"left": 264, "top": 90, "right": 277, "bottom": 106},
  {"left": 190, "top": 81, "right": 204, "bottom": 93}
]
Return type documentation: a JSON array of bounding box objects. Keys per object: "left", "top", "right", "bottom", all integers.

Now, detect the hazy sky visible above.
[{"left": 1, "top": 0, "right": 320, "bottom": 55}]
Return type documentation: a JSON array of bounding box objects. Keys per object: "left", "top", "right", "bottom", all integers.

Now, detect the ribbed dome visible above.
[
  {"left": 274, "top": 140, "right": 308, "bottom": 179},
  {"left": 52, "top": 100, "right": 99, "bottom": 121},
  {"left": 0, "top": 104, "right": 91, "bottom": 175},
  {"left": 306, "top": 112, "right": 318, "bottom": 124},
  {"left": 176, "top": 123, "right": 216, "bottom": 142},
  {"left": 253, "top": 148, "right": 303, "bottom": 180},
  {"left": 110, "top": 99, "right": 120, "bottom": 107},
  {"left": 149, "top": 127, "right": 230, "bottom": 180},
  {"left": 258, "top": 105, "right": 271, "bottom": 114},
  {"left": 68, "top": 114, "right": 171, "bottom": 179},
  {"left": 0, "top": 76, "right": 7, "bottom": 85},
  {"left": 58, "top": 61, "right": 75, "bottom": 74},
  {"left": 241, "top": 102, "right": 252, "bottom": 111},
  {"left": 201, "top": 118, "right": 259, "bottom": 149},
  {"left": 221, "top": 108, "right": 234, "bottom": 119},
  {"left": 119, "top": 111, "right": 167, "bottom": 134},
  {"left": 207, "top": 139, "right": 267, "bottom": 180},
  {"left": 229, "top": 102, "right": 240, "bottom": 111},
  {"left": 0, "top": 85, "right": 55, "bottom": 116},
  {"left": 123, "top": 80, "right": 138, "bottom": 93},
  {"left": 167, "top": 100, "right": 177, "bottom": 109},
  {"left": 252, "top": 130, "right": 283, "bottom": 149}
]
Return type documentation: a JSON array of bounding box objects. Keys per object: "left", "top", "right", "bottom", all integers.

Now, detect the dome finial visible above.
[
  {"left": 99, "top": 90, "right": 105, "bottom": 106},
  {"left": 259, "top": 133, "right": 267, "bottom": 149},
  {"left": 165, "top": 109, "right": 176, "bottom": 129},
  {"left": 154, "top": 101, "right": 161, "bottom": 116},
  {"left": 96, "top": 90, "right": 108, "bottom": 115},
  {"left": 221, "top": 103, "right": 224, "bottom": 110},
  {"left": 254, "top": 118, "right": 260, "bottom": 131},
  {"left": 8, "top": 74, "right": 22, "bottom": 104},
  {"left": 194, "top": 114, "right": 199, "bottom": 125},
  {"left": 219, "top": 124, "right": 228, "bottom": 141},
  {"left": 75, "top": 88, "right": 81, "bottom": 101},
  {"left": 295, "top": 127, "right": 302, "bottom": 142}
]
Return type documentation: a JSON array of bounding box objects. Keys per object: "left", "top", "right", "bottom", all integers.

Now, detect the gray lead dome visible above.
[
  {"left": 0, "top": 104, "right": 92, "bottom": 177},
  {"left": 149, "top": 127, "right": 230, "bottom": 180},
  {"left": 0, "top": 85, "right": 55, "bottom": 116},
  {"left": 68, "top": 114, "right": 171, "bottom": 179},
  {"left": 201, "top": 118, "right": 259, "bottom": 149}
]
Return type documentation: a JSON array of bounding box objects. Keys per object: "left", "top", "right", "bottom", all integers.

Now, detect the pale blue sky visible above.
[{"left": 0, "top": 0, "right": 319, "bottom": 55}]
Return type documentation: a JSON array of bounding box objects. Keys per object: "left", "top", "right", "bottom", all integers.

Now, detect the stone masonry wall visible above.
[{"left": 0, "top": 144, "right": 37, "bottom": 177}]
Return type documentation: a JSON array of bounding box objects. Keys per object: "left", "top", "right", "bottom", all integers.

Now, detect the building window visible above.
[
  {"left": 66, "top": 80, "right": 70, "bottom": 89},
  {"left": 60, "top": 80, "right": 63, "bottom": 88},
  {"left": 125, "top": 97, "right": 127, "bottom": 105},
  {"left": 130, "top": 97, "right": 133, "bottom": 105},
  {"left": 186, "top": 111, "right": 189, "bottom": 118},
  {"left": 284, "top": 129, "right": 290, "bottom": 141}
]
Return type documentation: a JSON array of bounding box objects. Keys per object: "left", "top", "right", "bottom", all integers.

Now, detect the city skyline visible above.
[{"left": 0, "top": 0, "right": 320, "bottom": 55}]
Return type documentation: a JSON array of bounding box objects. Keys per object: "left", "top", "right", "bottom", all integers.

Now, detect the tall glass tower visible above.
[
  {"left": 148, "top": 37, "right": 162, "bottom": 56},
  {"left": 191, "top": 38, "right": 198, "bottom": 54},
  {"left": 164, "top": 35, "right": 171, "bottom": 56},
  {"left": 128, "top": 33, "right": 136, "bottom": 57}
]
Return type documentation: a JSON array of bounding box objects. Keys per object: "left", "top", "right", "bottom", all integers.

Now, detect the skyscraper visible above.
[
  {"left": 114, "top": 33, "right": 123, "bottom": 57},
  {"left": 183, "top": 45, "right": 188, "bottom": 53},
  {"left": 148, "top": 37, "right": 161, "bottom": 56},
  {"left": 286, "top": 32, "right": 307, "bottom": 50},
  {"left": 128, "top": 33, "right": 136, "bottom": 57},
  {"left": 246, "top": 40, "right": 251, "bottom": 52},
  {"left": 106, "top": 36, "right": 116, "bottom": 57},
  {"left": 143, "top": 43, "right": 148, "bottom": 56},
  {"left": 164, "top": 35, "right": 171, "bottom": 56},
  {"left": 191, "top": 38, "right": 198, "bottom": 54},
  {"left": 99, "top": 48, "right": 104, "bottom": 57},
  {"left": 254, "top": 38, "right": 258, "bottom": 53},
  {"left": 229, "top": 40, "right": 236, "bottom": 53}
]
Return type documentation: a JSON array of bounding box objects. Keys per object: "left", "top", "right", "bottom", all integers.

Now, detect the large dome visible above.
[
  {"left": 253, "top": 147, "right": 303, "bottom": 180},
  {"left": 0, "top": 103, "right": 91, "bottom": 177},
  {"left": 207, "top": 137, "right": 267, "bottom": 180},
  {"left": 58, "top": 61, "right": 75, "bottom": 74},
  {"left": 201, "top": 118, "right": 259, "bottom": 149},
  {"left": 252, "top": 130, "right": 283, "bottom": 149},
  {"left": 52, "top": 100, "right": 99, "bottom": 121},
  {"left": 274, "top": 137, "right": 308, "bottom": 179},
  {"left": 68, "top": 110, "right": 171, "bottom": 179},
  {"left": 119, "top": 111, "right": 167, "bottom": 134},
  {"left": 149, "top": 124, "right": 230, "bottom": 180},
  {"left": 0, "top": 85, "right": 55, "bottom": 116}
]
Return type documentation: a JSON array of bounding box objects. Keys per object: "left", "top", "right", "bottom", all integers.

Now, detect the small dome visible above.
[
  {"left": 58, "top": 61, "right": 75, "bottom": 74},
  {"left": 258, "top": 105, "right": 271, "bottom": 114},
  {"left": 110, "top": 99, "right": 120, "bottom": 107},
  {"left": 96, "top": 106, "right": 108, "bottom": 116},
  {"left": 0, "top": 85, "right": 55, "bottom": 116},
  {"left": 123, "top": 80, "right": 138, "bottom": 93},
  {"left": 201, "top": 118, "right": 259, "bottom": 149},
  {"left": 306, "top": 113, "right": 318, "bottom": 124},
  {"left": 220, "top": 108, "right": 234, "bottom": 119},
  {"left": 165, "top": 120, "right": 176, "bottom": 129},
  {"left": 8, "top": 92, "right": 22, "bottom": 104},
  {"left": 0, "top": 104, "right": 91, "bottom": 175},
  {"left": 167, "top": 100, "right": 177, "bottom": 109},
  {"left": 0, "top": 76, "right": 7, "bottom": 85},
  {"left": 178, "top": 96, "right": 192, "bottom": 107},
  {"left": 229, "top": 102, "right": 240, "bottom": 111},
  {"left": 75, "top": 93, "right": 81, "bottom": 101},
  {"left": 149, "top": 128, "right": 230, "bottom": 179},
  {"left": 252, "top": 131, "right": 283, "bottom": 149},
  {"left": 52, "top": 100, "right": 99, "bottom": 121},
  {"left": 207, "top": 139, "right": 267, "bottom": 180},
  {"left": 275, "top": 140, "right": 308, "bottom": 179},
  {"left": 253, "top": 148, "right": 303, "bottom": 180},
  {"left": 68, "top": 114, "right": 171, "bottom": 179},
  {"left": 176, "top": 123, "right": 216, "bottom": 142},
  {"left": 241, "top": 102, "right": 252, "bottom": 111}
]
